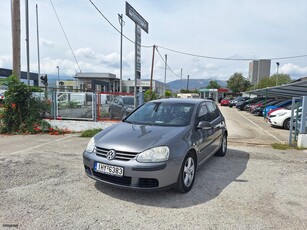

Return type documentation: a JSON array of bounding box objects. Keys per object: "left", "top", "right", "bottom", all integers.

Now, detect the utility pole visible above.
[
  {"left": 149, "top": 45, "right": 156, "bottom": 100},
  {"left": 118, "top": 13, "right": 124, "bottom": 93},
  {"left": 186, "top": 75, "right": 190, "bottom": 91},
  {"left": 276, "top": 62, "right": 280, "bottom": 86},
  {"left": 180, "top": 68, "right": 182, "bottom": 92},
  {"left": 163, "top": 54, "right": 167, "bottom": 98},
  {"left": 36, "top": 4, "right": 41, "bottom": 81},
  {"left": 25, "top": 0, "right": 30, "bottom": 86},
  {"left": 57, "top": 66, "right": 60, "bottom": 82},
  {"left": 11, "top": 0, "right": 21, "bottom": 80}
]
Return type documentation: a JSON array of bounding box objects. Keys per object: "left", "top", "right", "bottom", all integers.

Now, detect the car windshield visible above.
[
  {"left": 125, "top": 102, "right": 194, "bottom": 126},
  {"left": 284, "top": 102, "right": 302, "bottom": 110},
  {"left": 275, "top": 100, "right": 291, "bottom": 107},
  {"left": 265, "top": 100, "right": 283, "bottom": 106},
  {"left": 123, "top": 97, "right": 134, "bottom": 105}
]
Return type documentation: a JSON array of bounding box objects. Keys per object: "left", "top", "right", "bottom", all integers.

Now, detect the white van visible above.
[
  {"left": 57, "top": 93, "right": 88, "bottom": 107},
  {"left": 177, "top": 93, "right": 200, "bottom": 99}
]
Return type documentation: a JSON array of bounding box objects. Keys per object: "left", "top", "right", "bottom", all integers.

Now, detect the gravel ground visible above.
[{"left": 0, "top": 106, "right": 306, "bottom": 230}]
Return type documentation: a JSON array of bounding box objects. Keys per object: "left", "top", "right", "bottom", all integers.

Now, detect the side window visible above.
[
  {"left": 197, "top": 104, "right": 209, "bottom": 122},
  {"left": 206, "top": 102, "right": 219, "bottom": 121}
]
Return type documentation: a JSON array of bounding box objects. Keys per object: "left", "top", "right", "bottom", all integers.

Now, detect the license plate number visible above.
[{"left": 94, "top": 162, "right": 124, "bottom": 177}]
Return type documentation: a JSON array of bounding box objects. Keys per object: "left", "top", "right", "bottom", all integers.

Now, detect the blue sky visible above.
[{"left": 1, "top": 0, "right": 307, "bottom": 83}]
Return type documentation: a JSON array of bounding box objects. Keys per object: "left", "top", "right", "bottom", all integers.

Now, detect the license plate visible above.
[{"left": 94, "top": 162, "right": 124, "bottom": 177}]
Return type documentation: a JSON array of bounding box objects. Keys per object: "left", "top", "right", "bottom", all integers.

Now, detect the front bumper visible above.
[
  {"left": 83, "top": 150, "right": 181, "bottom": 190},
  {"left": 268, "top": 117, "right": 283, "bottom": 127}
]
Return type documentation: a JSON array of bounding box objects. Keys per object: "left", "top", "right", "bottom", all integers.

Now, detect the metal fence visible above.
[{"left": 37, "top": 91, "right": 134, "bottom": 121}]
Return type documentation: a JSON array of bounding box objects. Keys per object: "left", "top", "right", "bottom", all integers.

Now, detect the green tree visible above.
[
  {"left": 206, "top": 80, "right": 221, "bottom": 89},
  {"left": 144, "top": 89, "right": 157, "bottom": 102},
  {"left": 0, "top": 75, "right": 50, "bottom": 134},
  {"left": 227, "top": 72, "right": 251, "bottom": 93},
  {"left": 165, "top": 90, "right": 172, "bottom": 98},
  {"left": 255, "top": 74, "right": 291, "bottom": 89},
  {"left": 180, "top": 89, "right": 199, "bottom": 94}
]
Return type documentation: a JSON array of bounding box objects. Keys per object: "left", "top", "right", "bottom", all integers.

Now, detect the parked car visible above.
[
  {"left": 83, "top": 98, "right": 228, "bottom": 193},
  {"left": 248, "top": 99, "right": 275, "bottom": 113},
  {"left": 236, "top": 97, "right": 265, "bottom": 111},
  {"left": 268, "top": 103, "right": 302, "bottom": 130},
  {"left": 109, "top": 96, "right": 135, "bottom": 119},
  {"left": 263, "top": 99, "right": 302, "bottom": 118},
  {"left": 251, "top": 99, "right": 284, "bottom": 116},
  {"left": 220, "top": 97, "right": 231, "bottom": 106},
  {"left": 229, "top": 96, "right": 249, "bottom": 107}
]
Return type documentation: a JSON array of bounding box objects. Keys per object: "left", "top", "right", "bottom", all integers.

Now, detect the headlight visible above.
[
  {"left": 276, "top": 112, "right": 287, "bottom": 117},
  {"left": 86, "top": 137, "right": 95, "bottom": 153},
  {"left": 137, "top": 146, "right": 169, "bottom": 163}
]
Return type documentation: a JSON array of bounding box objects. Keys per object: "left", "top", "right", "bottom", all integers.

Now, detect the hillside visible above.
[{"left": 167, "top": 79, "right": 227, "bottom": 92}]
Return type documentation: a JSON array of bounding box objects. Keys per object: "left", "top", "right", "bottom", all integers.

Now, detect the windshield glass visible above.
[
  {"left": 123, "top": 97, "right": 134, "bottom": 105},
  {"left": 284, "top": 102, "right": 302, "bottom": 110},
  {"left": 125, "top": 102, "right": 194, "bottom": 126},
  {"left": 275, "top": 100, "right": 290, "bottom": 106}
]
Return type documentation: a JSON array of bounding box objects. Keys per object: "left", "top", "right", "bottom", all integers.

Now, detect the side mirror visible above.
[{"left": 197, "top": 121, "right": 212, "bottom": 130}]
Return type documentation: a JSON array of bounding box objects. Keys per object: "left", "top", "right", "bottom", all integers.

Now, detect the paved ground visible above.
[{"left": 0, "top": 106, "right": 306, "bottom": 229}]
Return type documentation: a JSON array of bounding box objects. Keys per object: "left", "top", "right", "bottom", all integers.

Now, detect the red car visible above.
[{"left": 220, "top": 97, "right": 231, "bottom": 106}]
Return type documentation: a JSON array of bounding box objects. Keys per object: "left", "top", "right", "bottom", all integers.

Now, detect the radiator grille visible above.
[{"left": 96, "top": 146, "right": 138, "bottom": 161}]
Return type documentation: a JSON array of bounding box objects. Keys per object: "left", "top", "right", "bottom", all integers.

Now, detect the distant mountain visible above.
[
  {"left": 47, "top": 74, "right": 74, "bottom": 82},
  {"left": 167, "top": 79, "right": 227, "bottom": 92}
]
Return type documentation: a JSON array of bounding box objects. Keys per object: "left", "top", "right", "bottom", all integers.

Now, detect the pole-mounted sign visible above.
[
  {"left": 125, "top": 2, "right": 148, "bottom": 33},
  {"left": 125, "top": 2, "right": 148, "bottom": 108}
]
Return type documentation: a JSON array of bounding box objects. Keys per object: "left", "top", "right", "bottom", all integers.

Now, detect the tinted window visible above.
[
  {"left": 206, "top": 102, "right": 220, "bottom": 121},
  {"left": 123, "top": 97, "right": 134, "bottom": 105},
  {"left": 126, "top": 102, "right": 194, "bottom": 126}
]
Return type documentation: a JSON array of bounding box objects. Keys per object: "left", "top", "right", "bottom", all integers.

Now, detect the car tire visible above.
[
  {"left": 176, "top": 152, "right": 196, "bottom": 193},
  {"left": 215, "top": 133, "right": 227, "bottom": 157},
  {"left": 283, "top": 118, "right": 290, "bottom": 130}
]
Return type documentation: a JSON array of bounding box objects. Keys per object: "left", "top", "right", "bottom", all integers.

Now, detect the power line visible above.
[
  {"left": 88, "top": 0, "right": 307, "bottom": 83},
  {"left": 50, "top": 0, "right": 82, "bottom": 72},
  {"left": 89, "top": 0, "right": 152, "bottom": 48},
  {"left": 156, "top": 47, "right": 181, "bottom": 79},
  {"left": 89, "top": 0, "right": 307, "bottom": 62},
  {"left": 157, "top": 45, "right": 307, "bottom": 61}
]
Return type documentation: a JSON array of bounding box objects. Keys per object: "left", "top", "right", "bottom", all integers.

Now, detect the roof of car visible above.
[{"left": 150, "top": 98, "right": 212, "bottom": 104}]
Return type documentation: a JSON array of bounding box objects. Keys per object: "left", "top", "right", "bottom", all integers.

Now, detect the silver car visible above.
[{"left": 83, "top": 98, "right": 227, "bottom": 193}]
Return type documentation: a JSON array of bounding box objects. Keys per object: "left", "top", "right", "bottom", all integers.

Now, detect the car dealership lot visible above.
[{"left": 0, "top": 106, "right": 306, "bottom": 229}]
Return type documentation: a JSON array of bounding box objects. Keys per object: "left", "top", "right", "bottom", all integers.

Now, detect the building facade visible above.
[
  {"left": 122, "top": 79, "right": 165, "bottom": 97},
  {"left": 248, "top": 59, "right": 271, "bottom": 85},
  {"left": 74, "top": 72, "right": 119, "bottom": 92}
]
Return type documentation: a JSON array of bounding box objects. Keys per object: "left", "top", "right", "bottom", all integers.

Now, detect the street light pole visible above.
[
  {"left": 163, "top": 54, "right": 167, "bottom": 98},
  {"left": 118, "top": 14, "right": 124, "bottom": 93},
  {"left": 276, "top": 62, "right": 280, "bottom": 86},
  {"left": 56, "top": 66, "right": 59, "bottom": 83},
  {"left": 25, "top": 0, "right": 30, "bottom": 86}
]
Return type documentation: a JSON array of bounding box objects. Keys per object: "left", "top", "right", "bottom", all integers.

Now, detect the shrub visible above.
[
  {"left": 0, "top": 75, "right": 51, "bottom": 134},
  {"left": 80, "top": 129, "right": 103, "bottom": 137}
]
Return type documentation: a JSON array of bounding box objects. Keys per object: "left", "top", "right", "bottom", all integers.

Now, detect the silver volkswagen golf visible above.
[{"left": 83, "top": 98, "right": 227, "bottom": 193}]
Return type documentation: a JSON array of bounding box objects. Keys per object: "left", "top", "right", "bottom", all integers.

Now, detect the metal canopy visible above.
[{"left": 247, "top": 77, "right": 307, "bottom": 98}]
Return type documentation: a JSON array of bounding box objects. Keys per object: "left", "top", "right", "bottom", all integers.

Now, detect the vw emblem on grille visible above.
[{"left": 106, "top": 150, "right": 116, "bottom": 160}]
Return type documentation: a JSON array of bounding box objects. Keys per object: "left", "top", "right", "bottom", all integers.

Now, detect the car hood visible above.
[{"left": 95, "top": 122, "right": 189, "bottom": 153}]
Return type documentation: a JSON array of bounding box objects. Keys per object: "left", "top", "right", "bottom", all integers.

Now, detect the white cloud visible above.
[
  {"left": 280, "top": 63, "right": 307, "bottom": 78},
  {"left": 38, "top": 57, "right": 80, "bottom": 76},
  {"left": 0, "top": 55, "right": 11, "bottom": 69},
  {"left": 41, "top": 38, "right": 54, "bottom": 48},
  {"left": 1, "top": 0, "right": 307, "bottom": 84},
  {"left": 74, "top": 47, "right": 96, "bottom": 59}
]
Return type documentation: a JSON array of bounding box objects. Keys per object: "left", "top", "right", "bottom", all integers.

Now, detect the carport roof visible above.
[{"left": 246, "top": 77, "right": 307, "bottom": 98}]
